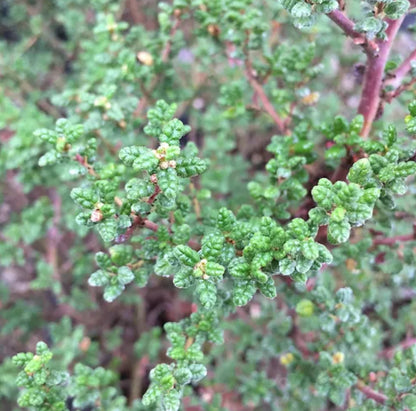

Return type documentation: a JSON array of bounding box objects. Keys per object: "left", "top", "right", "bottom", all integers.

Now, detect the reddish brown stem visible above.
[
  {"left": 379, "top": 337, "right": 416, "bottom": 359},
  {"left": 244, "top": 57, "right": 286, "bottom": 134},
  {"left": 358, "top": 17, "right": 405, "bottom": 138},
  {"left": 373, "top": 223, "right": 416, "bottom": 245},
  {"left": 327, "top": 10, "right": 379, "bottom": 56},
  {"left": 74, "top": 153, "right": 99, "bottom": 178},
  {"left": 356, "top": 382, "right": 387, "bottom": 404},
  {"left": 388, "top": 48, "right": 416, "bottom": 89}
]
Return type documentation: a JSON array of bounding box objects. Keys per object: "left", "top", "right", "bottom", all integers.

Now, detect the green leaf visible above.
[
  {"left": 109, "top": 244, "right": 133, "bottom": 266},
  {"left": 176, "top": 156, "right": 208, "bottom": 177},
  {"left": 160, "top": 119, "right": 191, "bottom": 144},
  {"left": 384, "top": 0, "right": 409, "bottom": 19},
  {"left": 97, "top": 218, "right": 118, "bottom": 242},
  {"left": 328, "top": 219, "right": 351, "bottom": 244},
  {"left": 196, "top": 281, "right": 217, "bottom": 308},
  {"left": 163, "top": 389, "right": 181, "bottom": 411},
  {"left": 38, "top": 151, "right": 61, "bottom": 167},
  {"left": 206, "top": 262, "right": 225, "bottom": 278},
  {"left": 142, "top": 385, "right": 162, "bottom": 406},
  {"left": 301, "top": 239, "right": 319, "bottom": 261},
  {"left": 103, "top": 283, "right": 124, "bottom": 302},
  {"left": 290, "top": 2, "right": 312, "bottom": 18},
  {"left": 233, "top": 280, "right": 256, "bottom": 306},
  {"left": 279, "top": 258, "right": 296, "bottom": 275},
  {"left": 189, "top": 363, "right": 207, "bottom": 382},
  {"left": 312, "top": 179, "right": 334, "bottom": 210},
  {"left": 70, "top": 188, "right": 98, "bottom": 209},
  {"left": 201, "top": 234, "right": 224, "bottom": 259},
  {"left": 217, "top": 207, "right": 236, "bottom": 231},
  {"left": 228, "top": 258, "right": 250, "bottom": 278},
  {"left": 174, "top": 245, "right": 200, "bottom": 267},
  {"left": 158, "top": 167, "right": 179, "bottom": 199},
  {"left": 258, "top": 277, "right": 276, "bottom": 299},
  {"left": 296, "top": 299, "right": 314, "bottom": 317},
  {"left": 347, "top": 158, "right": 373, "bottom": 185},
  {"left": 88, "top": 270, "right": 109, "bottom": 287},
  {"left": 117, "top": 266, "right": 134, "bottom": 285}
]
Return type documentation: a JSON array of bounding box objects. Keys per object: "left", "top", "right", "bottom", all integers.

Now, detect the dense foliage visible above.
[{"left": 2, "top": 0, "right": 416, "bottom": 410}]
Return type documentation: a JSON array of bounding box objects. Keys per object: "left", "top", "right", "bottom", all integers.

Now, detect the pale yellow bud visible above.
[
  {"left": 137, "top": 51, "right": 154, "bottom": 66},
  {"left": 332, "top": 352, "right": 345, "bottom": 364}
]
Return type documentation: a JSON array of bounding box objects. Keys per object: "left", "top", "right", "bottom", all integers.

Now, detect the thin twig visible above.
[
  {"left": 243, "top": 52, "right": 286, "bottom": 134},
  {"left": 74, "top": 153, "right": 100, "bottom": 178},
  {"left": 356, "top": 381, "right": 387, "bottom": 405},
  {"left": 357, "top": 17, "right": 405, "bottom": 138},
  {"left": 327, "top": 10, "right": 379, "bottom": 56},
  {"left": 387, "top": 48, "right": 416, "bottom": 90},
  {"left": 379, "top": 337, "right": 416, "bottom": 359}
]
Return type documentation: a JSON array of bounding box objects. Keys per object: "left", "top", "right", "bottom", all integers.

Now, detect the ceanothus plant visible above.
[{"left": 2, "top": 0, "right": 416, "bottom": 410}]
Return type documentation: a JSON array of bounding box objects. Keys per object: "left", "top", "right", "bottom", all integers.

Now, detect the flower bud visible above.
[
  {"left": 280, "top": 353, "right": 294, "bottom": 366},
  {"left": 90, "top": 209, "right": 103, "bottom": 222},
  {"left": 332, "top": 352, "right": 345, "bottom": 364},
  {"left": 136, "top": 51, "right": 154, "bottom": 66}
]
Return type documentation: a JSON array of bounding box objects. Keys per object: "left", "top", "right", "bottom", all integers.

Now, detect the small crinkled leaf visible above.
[
  {"left": 217, "top": 207, "right": 236, "bottom": 231},
  {"left": 174, "top": 245, "right": 200, "bottom": 266},
  {"left": 228, "top": 258, "right": 250, "bottom": 278},
  {"left": 288, "top": 218, "right": 310, "bottom": 239},
  {"left": 88, "top": 270, "right": 109, "bottom": 287},
  {"left": 158, "top": 167, "right": 179, "bottom": 199},
  {"left": 196, "top": 281, "right": 217, "bottom": 309},
  {"left": 312, "top": 179, "right": 334, "bottom": 210},
  {"left": 70, "top": 187, "right": 99, "bottom": 209},
  {"left": 328, "top": 218, "right": 351, "bottom": 244},
  {"left": 189, "top": 363, "right": 207, "bottom": 383},
  {"left": 233, "top": 280, "right": 256, "bottom": 306},
  {"left": 296, "top": 254, "right": 314, "bottom": 274},
  {"left": 119, "top": 146, "right": 142, "bottom": 166},
  {"left": 202, "top": 233, "right": 224, "bottom": 259},
  {"left": 395, "top": 161, "right": 416, "bottom": 178},
  {"left": 34, "top": 128, "right": 57, "bottom": 143},
  {"left": 176, "top": 156, "right": 208, "bottom": 177},
  {"left": 308, "top": 207, "right": 329, "bottom": 225},
  {"left": 317, "top": 244, "right": 333, "bottom": 264},
  {"left": 103, "top": 283, "right": 124, "bottom": 302},
  {"left": 142, "top": 384, "right": 162, "bottom": 406},
  {"left": 206, "top": 261, "right": 225, "bottom": 278},
  {"left": 132, "top": 147, "right": 159, "bottom": 172},
  {"left": 173, "top": 367, "right": 192, "bottom": 386},
  {"left": 155, "top": 253, "right": 175, "bottom": 277},
  {"left": 95, "top": 251, "right": 111, "bottom": 269},
  {"left": 355, "top": 16, "right": 383, "bottom": 35},
  {"left": 347, "top": 158, "right": 373, "bottom": 185},
  {"left": 258, "top": 277, "right": 277, "bottom": 299},
  {"left": 301, "top": 239, "right": 320, "bottom": 261},
  {"left": 291, "top": 1, "right": 312, "bottom": 18},
  {"left": 38, "top": 151, "right": 62, "bottom": 167},
  {"left": 160, "top": 118, "right": 191, "bottom": 144},
  {"left": 384, "top": 0, "right": 409, "bottom": 19},
  {"left": 109, "top": 244, "right": 133, "bottom": 266},
  {"left": 97, "top": 218, "right": 118, "bottom": 242},
  {"left": 252, "top": 269, "right": 268, "bottom": 283},
  {"left": 173, "top": 269, "right": 194, "bottom": 288},
  {"left": 362, "top": 187, "right": 381, "bottom": 204},
  {"left": 279, "top": 258, "right": 296, "bottom": 275},
  {"left": 117, "top": 266, "right": 134, "bottom": 285},
  {"left": 347, "top": 203, "right": 373, "bottom": 225},
  {"left": 125, "top": 178, "right": 154, "bottom": 200}
]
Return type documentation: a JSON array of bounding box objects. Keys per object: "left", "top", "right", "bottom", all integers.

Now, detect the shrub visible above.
[{"left": 2, "top": 1, "right": 416, "bottom": 410}]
